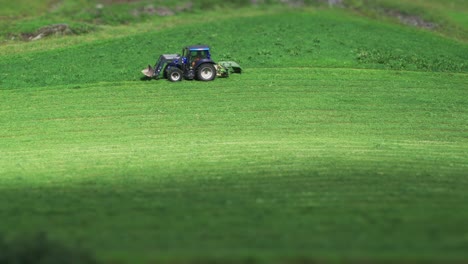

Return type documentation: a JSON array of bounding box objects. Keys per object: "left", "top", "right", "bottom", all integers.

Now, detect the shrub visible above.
[{"left": 355, "top": 48, "right": 466, "bottom": 72}]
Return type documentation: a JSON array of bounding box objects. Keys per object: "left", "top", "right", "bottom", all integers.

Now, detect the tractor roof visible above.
[{"left": 186, "top": 45, "right": 210, "bottom": 51}]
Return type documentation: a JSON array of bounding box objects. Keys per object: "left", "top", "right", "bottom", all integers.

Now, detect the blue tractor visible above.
[{"left": 142, "top": 45, "right": 241, "bottom": 82}]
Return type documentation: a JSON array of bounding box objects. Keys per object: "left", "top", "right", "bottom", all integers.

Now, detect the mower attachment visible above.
[{"left": 218, "top": 61, "right": 242, "bottom": 74}]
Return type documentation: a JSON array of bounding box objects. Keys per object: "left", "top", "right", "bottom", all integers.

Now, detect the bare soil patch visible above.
[
  {"left": 385, "top": 9, "right": 437, "bottom": 30},
  {"left": 20, "top": 23, "right": 71, "bottom": 41}
]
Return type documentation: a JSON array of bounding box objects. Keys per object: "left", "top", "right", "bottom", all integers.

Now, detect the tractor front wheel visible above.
[
  {"left": 167, "top": 68, "right": 183, "bottom": 82},
  {"left": 197, "top": 63, "right": 216, "bottom": 81}
]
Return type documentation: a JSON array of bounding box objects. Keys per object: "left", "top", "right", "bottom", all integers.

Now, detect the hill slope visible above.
[
  {"left": 1, "top": 4, "right": 468, "bottom": 264},
  {"left": 1, "top": 9, "right": 467, "bottom": 90}
]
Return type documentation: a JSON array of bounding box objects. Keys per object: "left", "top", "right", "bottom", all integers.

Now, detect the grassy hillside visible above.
[
  {"left": 1, "top": 0, "right": 468, "bottom": 44},
  {"left": 1, "top": 1, "right": 468, "bottom": 264},
  {"left": 1, "top": 10, "right": 467, "bottom": 90}
]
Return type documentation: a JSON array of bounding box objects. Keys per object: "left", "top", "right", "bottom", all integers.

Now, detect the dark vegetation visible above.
[{"left": 0, "top": 233, "right": 97, "bottom": 264}]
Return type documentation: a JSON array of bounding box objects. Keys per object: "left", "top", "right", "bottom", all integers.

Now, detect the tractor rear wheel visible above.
[
  {"left": 197, "top": 63, "right": 216, "bottom": 81},
  {"left": 167, "top": 68, "right": 183, "bottom": 82}
]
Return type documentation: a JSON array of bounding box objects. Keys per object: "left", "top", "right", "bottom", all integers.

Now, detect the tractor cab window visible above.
[{"left": 190, "top": 50, "right": 209, "bottom": 61}]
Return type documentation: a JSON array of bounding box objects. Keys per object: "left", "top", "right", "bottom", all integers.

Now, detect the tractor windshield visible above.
[{"left": 190, "top": 50, "right": 209, "bottom": 61}]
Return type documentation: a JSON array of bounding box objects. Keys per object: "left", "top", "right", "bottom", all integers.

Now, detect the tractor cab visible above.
[
  {"left": 179, "top": 45, "right": 216, "bottom": 81},
  {"left": 182, "top": 45, "right": 212, "bottom": 70}
]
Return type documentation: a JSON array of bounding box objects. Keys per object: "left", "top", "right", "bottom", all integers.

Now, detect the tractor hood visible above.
[{"left": 160, "top": 54, "right": 181, "bottom": 60}]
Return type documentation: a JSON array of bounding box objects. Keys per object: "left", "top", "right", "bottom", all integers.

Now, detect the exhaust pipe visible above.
[{"left": 142, "top": 65, "right": 155, "bottom": 78}]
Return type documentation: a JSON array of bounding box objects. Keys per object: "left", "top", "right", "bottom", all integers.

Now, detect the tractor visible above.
[{"left": 142, "top": 45, "right": 241, "bottom": 82}]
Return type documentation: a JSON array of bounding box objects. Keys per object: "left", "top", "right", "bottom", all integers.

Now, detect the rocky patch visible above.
[
  {"left": 386, "top": 10, "right": 437, "bottom": 30},
  {"left": 21, "top": 24, "right": 71, "bottom": 41}
]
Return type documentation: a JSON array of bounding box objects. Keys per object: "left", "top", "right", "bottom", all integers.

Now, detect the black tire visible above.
[
  {"left": 196, "top": 63, "right": 216, "bottom": 81},
  {"left": 167, "top": 68, "right": 183, "bottom": 82}
]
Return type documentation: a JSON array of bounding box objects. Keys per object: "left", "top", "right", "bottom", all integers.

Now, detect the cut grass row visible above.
[{"left": 1, "top": 67, "right": 467, "bottom": 262}]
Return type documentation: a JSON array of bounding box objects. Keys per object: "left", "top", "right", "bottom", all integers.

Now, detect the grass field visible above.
[{"left": 1, "top": 1, "right": 468, "bottom": 263}]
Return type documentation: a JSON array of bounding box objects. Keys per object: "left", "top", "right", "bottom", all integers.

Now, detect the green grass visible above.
[
  {"left": 0, "top": 0, "right": 54, "bottom": 17},
  {"left": 1, "top": 10, "right": 467, "bottom": 90},
  {"left": 1, "top": 0, "right": 468, "bottom": 43},
  {"left": 1, "top": 2, "right": 468, "bottom": 264},
  {"left": 2, "top": 68, "right": 468, "bottom": 263},
  {"left": 344, "top": 0, "right": 468, "bottom": 42}
]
